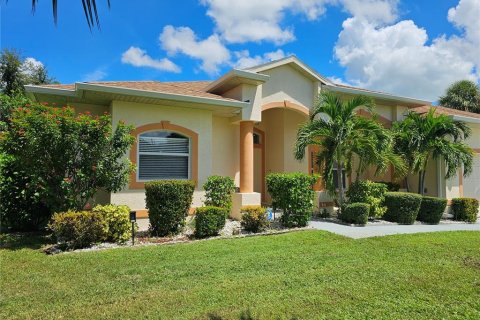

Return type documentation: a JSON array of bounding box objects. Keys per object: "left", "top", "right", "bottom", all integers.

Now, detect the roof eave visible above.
[
  {"left": 450, "top": 114, "right": 480, "bottom": 124},
  {"left": 205, "top": 69, "right": 270, "bottom": 94}
]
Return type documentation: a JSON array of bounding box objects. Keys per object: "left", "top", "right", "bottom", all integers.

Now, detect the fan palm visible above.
[
  {"left": 29, "top": 0, "right": 110, "bottom": 29},
  {"left": 295, "top": 92, "right": 403, "bottom": 205},
  {"left": 393, "top": 109, "right": 473, "bottom": 195}
]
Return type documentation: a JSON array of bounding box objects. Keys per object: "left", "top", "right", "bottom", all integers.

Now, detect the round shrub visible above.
[
  {"left": 417, "top": 196, "right": 447, "bottom": 224},
  {"left": 266, "top": 172, "right": 317, "bottom": 228},
  {"left": 383, "top": 192, "right": 422, "bottom": 224},
  {"left": 346, "top": 180, "right": 388, "bottom": 218},
  {"left": 203, "top": 175, "right": 236, "bottom": 211},
  {"left": 194, "top": 206, "right": 227, "bottom": 238},
  {"left": 48, "top": 211, "right": 107, "bottom": 249},
  {"left": 339, "top": 203, "right": 370, "bottom": 225},
  {"left": 145, "top": 180, "right": 195, "bottom": 236},
  {"left": 451, "top": 198, "right": 479, "bottom": 223},
  {"left": 241, "top": 206, "right": 269, "bottom": 233},
  {"left": 92, "top": 204, "right": 133, "bottom": 243}
]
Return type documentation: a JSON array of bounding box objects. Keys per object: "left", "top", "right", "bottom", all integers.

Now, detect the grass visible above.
[{"left": 1, "top": 230, "right": 480, "bottom": 319}]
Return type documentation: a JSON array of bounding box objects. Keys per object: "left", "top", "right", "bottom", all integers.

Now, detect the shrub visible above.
[
  {"left": 241, "top": 206, "right": 268, "bottom": 233},
  {"left": 203, "top": 175, "right": 236, "bottom": 211},
  {"left": 92, "top": 204, "right": 133, "bottom": 243},
  {"left": 0, "top": 96, "right": 134, "bottom": 231},
  {"left": 49, "top": 211, "right": 107, "bottom": 249},
  {"left": 378, "top": 181, "right": 401, "bottom": 191},
  {"left": 383, "top": 192, "right": 422, "bottom": 224},
  {"left": 266, "top": 173, "right": 317, "bottom": 228},
  {"left": 145, "top": 180, "right": 195, "bottom": 236},
  {"left": 195, "top": 206, "right": 227, "bottom": 238},
  {"left": 417, "top": 196, "right": 447, "bottom": 224},
  {"left": 451, "top": 198, "right": 479, "bottom": 223},
  {"left": 346, "top": 180, "right": 388, "bottom": 218},
  {"left": 339, "top": 203, "right": 370, "bottom": 225}
]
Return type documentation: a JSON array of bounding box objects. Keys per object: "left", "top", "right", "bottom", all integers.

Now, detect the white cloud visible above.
[
  {"left": 334, "top": 0, "right": 480, "bottom": 101},
  {"left": 23, "top": 57, "right": 44, "bottom": 69},
  {"left": 341, "top": 0, "right": 398, "bottom": 24},
  {"left": 159, "top": 25, "right": 230, "bottom": 75},
  {"left": 201, "top": 0, "right": 334, "bottom": 44},
  {"left": 21, "top": 57, "right": 44, "bottom": 76},
  {"left": 121, "top": 46, "right": 181, "bottom": 73},
  {"left": 82, "top": 69, "right": 107, "bottom": 82},
  {"left": 234, "top": 49, "right": 287, "bottom": 69}
]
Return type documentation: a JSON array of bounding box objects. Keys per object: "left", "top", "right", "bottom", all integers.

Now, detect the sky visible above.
[{"left": 1, "top": 0, "right": 479, "bottom": 102}]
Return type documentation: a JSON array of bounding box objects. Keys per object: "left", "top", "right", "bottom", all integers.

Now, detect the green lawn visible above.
[{"left": 1, "top": 230, "right": 479, "bottom": 319}]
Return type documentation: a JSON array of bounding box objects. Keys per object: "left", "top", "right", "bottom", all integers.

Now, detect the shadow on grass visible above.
[
  {"left": 0, "top": 231, "right": 53, "bottom": 251},
  {"left": 207, "top": 309, "right": 299, "bottom": 320}
]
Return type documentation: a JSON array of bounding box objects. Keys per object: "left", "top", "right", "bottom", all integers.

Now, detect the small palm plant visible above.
[
  {"left": 393, "top": 108, "right": 473, "bottom": 195},
  {"left": 294, "top": 92, "right": 403, "bottom": 205}
]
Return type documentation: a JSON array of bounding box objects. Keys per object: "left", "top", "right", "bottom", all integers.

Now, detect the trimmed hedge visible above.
[
  {"left": 339, "top": 203, "right": 370, "bottom": 225},
  {"left": 451, "top": 198, "right": 479, "bottom": 223},
  {"left": 378, "top": 181, "right": 401, "bottom": 192},
  {"left": 346, "top": 180, "right": 388, "bottom": 218},
  {"left": 266, "top": 172, "right": 317, "bottom": 228},
  {"left": 49, "top": 211, "right": 107, "bottom": 249},
  {"left": 203, "top": 175, "right": 236, "bottom": 211},
  {"left": 383, "top": 192, "right": 422, "bottom": 224},
  {"left": 92, "top": 204, "right": 133, "bottom": 243},
  {"left": 241, "top": 206, "right": 269, "bottom": 233},
  {"left": 145, "top": 180, "right": 195, "bottom": 236},
  {"left": 417, "top": 196, "right": 447, "bottom": 224},
  {"left": 194, "top": 206, "right": 227, "bottom": 238}
]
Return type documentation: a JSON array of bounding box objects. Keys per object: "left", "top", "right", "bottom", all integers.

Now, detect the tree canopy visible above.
[{"left": 439, "top": 80, "right": 480, "bottom": 114}]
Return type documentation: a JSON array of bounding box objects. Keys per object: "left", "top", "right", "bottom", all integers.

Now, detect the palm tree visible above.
[
  {"left": 29, "top": 0, "right": 110, "bottom": 29},
  {"left": 294, "top": 92, "right": 402, "bottom": 205},
  {"left": 439, "top": 80, "right": 480, "bottom": 114},
  {"left": 393, "top": 109, "right": 473, "bottom": 195}
]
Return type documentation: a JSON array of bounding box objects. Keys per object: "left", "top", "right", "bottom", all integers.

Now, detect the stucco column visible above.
[{"left": 240, "top": 120, "right": 254, "bottom": 193}]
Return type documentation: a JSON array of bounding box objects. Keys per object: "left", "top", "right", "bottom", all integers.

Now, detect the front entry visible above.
[{"left": 253, "top": 128, "right": 265, "bottom": 201}]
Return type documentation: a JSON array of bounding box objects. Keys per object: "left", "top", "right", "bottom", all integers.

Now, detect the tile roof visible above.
[
  {"left": 411, "top": 105, "right": 480, "bottom": 120},
  {"left": 37, "top": 80, "right": 243, "bottom": 102}
]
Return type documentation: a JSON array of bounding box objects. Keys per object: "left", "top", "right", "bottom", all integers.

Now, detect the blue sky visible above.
[{"left": 2, "top": 0, "right": 479, "bottom": 101}]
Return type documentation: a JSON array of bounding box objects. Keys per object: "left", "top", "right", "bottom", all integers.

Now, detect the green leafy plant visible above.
[
  {"left": 195, "top": 206, "right": 227, "bottom": 238},
  {"left": 346, "top": 180, "right": 388, "bottom": 218},
  {"left": 383, "top": 192, "right": 422, "bottom": 224},
  {"left": 145, "top": 180, "right": 195, "bottom": 236},
  {"left": 439, "top": 80, "right": 480, "bottom": 114},
  {"left": 451, "top": 198, "right": 479, "bottom": 223},
  {"left": 0, "top": 97, "right": 135, "bottom": 231},
  {"left": 92, "top": 204, "right": 133, "bottom": 243},
  {"left": 378, "top": 181, "right": 401, "bottom": 191},
  {"left": 203, "top": 175, "right": 236, "bottom": 211},
  {"left": 417, "top": 196, "right": 447, "bottom": 224},
  {"left": 266, "top": 172, "right": 317, "bottom": 228},
  {"left": 48, "top": 210, "right": 107, "bottom": 249},
  {"left": 339, "top": 203, "right": 370, "bottom": 225},
  {"left": 241, "top": 206, "right": 268, "bottom": 233}
]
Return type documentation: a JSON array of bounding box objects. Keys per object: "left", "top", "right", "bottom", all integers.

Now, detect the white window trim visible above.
[{"left": 136, "top": 130, "right": 192, "bottom": 182}]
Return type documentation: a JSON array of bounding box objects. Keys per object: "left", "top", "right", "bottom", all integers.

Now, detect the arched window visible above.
[{"left": 138, "top": 131, "right": 190, "bottom": 180}]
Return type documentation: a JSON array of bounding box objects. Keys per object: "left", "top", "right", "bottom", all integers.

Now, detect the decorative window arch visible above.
[{"left": 129, "top": 121, "right": 198, "bottom": 189}]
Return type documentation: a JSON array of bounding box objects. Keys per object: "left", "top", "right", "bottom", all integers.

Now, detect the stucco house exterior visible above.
[{"left": 25, "top": 56, "right": 480, "bottom": 218}]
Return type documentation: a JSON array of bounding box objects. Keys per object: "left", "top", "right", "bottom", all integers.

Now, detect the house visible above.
[{"left": 25, "top": 56, "right": 480, "bottom": 218}]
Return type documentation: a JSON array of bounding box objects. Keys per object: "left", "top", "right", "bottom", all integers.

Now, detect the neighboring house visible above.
[{"left": 25, "top": 56, "right": 480, "bottom": 218}]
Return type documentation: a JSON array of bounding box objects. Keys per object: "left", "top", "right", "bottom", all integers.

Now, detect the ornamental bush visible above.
[
  {"left": 266, "top": 172, "right": 317, "bottom": 228},
  {"left": 417, "top": 196, "right": 447, "bottom": 224},
  {"left": 241, "top": 206, "right": 269, "bottom": 233},
  {"left": 145, "top": 180, "right": 195, "bottom": 236},
  {"left": 0, "top": 96, "right": 135, "bottom": 231},
  {"left": 346, "top": 180, "right": 388, "bottom": 218},
  {"left": 49, "top": 211, "right": 107, "bottom": 249},
  {"left": 451, "top": 198, "right": 479, "bottom": 223},
  {"left": 383, "top": 192, "right": 422, "bottom": 224},
  {"left": 194, "top": 206, "right": 227, "bottom": 238},
  {"left": 339, "top": 203, "right": 370, "bottom": 225},
  {"left": 378, "top": 181, "right": 401, "bottom": 191},
  {"left": 203, "top": 175, "right": 236, "bottom": 211},
  {"left": 92, "top": 204, "right": 133, "bottom": 243}
]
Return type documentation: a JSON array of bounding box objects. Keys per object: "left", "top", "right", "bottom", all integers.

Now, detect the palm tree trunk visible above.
[
  {"left": 418, "top": 171, "right": 423, "bottom": 195},
  {"left": 337, "top": 150, "right": 344, "bottom": 206},
  {"left": 404, "top": 177, "right": 410, "bottom": 192},
  {"left": 355, "top": 157, "right": 362, "bottom": 182},
  {"left": 420, "top": 170, "right": 427, "bottom": 196}
]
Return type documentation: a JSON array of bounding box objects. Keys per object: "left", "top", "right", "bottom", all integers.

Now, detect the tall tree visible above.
[
  {"left": 439, "top": 80, "right": 480, "bottom": 114},
  {"left": 393, "top": 109, "right": 473, "bottom": 195},
  {"left": 30, "top": 0, "right": 110, "bottom": 29},
  {"left": 294, "top": 92, "right": 402, "bottom": 206}
]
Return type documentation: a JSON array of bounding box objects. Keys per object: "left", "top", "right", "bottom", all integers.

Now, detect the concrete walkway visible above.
[{"left": 309, "top": 220, "right": 480, "bottom": 239}]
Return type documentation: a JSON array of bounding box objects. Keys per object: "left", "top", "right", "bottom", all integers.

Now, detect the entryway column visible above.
[{"left": 240, "top": 120, "right": 254, "bottom": 193}]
